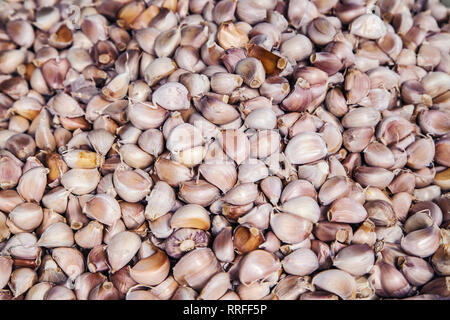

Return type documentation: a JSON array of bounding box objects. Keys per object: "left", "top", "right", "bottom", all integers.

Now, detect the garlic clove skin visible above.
[{"left": 328, "top": 197, "right": 368, "bottom": 224}]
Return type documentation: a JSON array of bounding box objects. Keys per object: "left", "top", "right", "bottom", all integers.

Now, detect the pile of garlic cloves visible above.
[{"left": 0, "top": 0, "right": 449, "bottom": 300}]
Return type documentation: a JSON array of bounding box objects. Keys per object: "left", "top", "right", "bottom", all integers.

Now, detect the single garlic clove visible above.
[
  {"left": 328, "top": 197, "right": 368, "bottom": 224},
  {"left": 170, "top": 204, "right": 211, "bottom": 230},
  {"left": 173, "top": 247, "right": 221, "bottom": 290},
  {"left": 145, "top": 181, "right": 176, "bottom": 221},
  {"left": 37, "top": 222, "right": 74, "bottom": 248},
  {"left": 312, "top": 269, "right": 356, "bottom": 300},
  {"left": 113, "top": 165, "right": 152, "bottom": 203},
  {"left": 213, "top": 226, "right": 235, "bottom": 263},
  {"left": 332, "top": 244, "right": 374, "bottom": 277},
  {"left": 270, "top": 212, "right": 313, "bottom": 244},
  {"left": 198, "top": 272, "right": 231, "bottom": 300},
  {"left": 25, "top": 282, "right": 54, "bottom": 300},
  {"left": 398, "top": 255, "right": 435, "bottom": 287},
  {"left": 0, "top": 256, "right": 13, "bottom": 290},
  {"left": 401, "top": 224, "right": 441, "bottom": 258},
  {"left": 285, "top": 132, "right": 327, "bottom": 165},
  {"left": 281, "top": 196, "right": 321, "bottom": 223},
  {"left": 238, "top": 249, "right": 281, "bottom": 285},
  {"left": 9, "top": 268, "right": 38, "bottom": 298},
  {"left": 83, "top": 193, "right": 121, "bottom": 227},
  {"left": 282, "top": 248, "right": 319, "bottom": 276},
  {"left": 52, "top": 247, "right": 85, "bottom": 281}
]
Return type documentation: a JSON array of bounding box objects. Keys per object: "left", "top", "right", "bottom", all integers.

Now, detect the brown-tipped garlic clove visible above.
[
  {"left": 217, "top": 21, "right": 249, "bottom": 50},
  {"left": 233, "top": 225, "right": 264, "bottom": 254},
  {"left": 62, "top": 150, "right": 102, "bottom": 170},
  {"left": 170, "top": 204, "right": 211, "bottom": 230}
]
